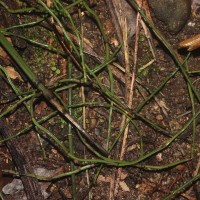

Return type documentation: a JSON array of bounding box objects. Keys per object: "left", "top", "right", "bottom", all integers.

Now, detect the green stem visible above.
[{"left": 68, "top": 60, "right": 77, "bottom": 200}]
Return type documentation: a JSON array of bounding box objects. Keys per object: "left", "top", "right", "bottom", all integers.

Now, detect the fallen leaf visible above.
[
  {"left": 0, "top": 47, "right": 8, "bottom": 59},
  {"left": 175, "top": 164, "right": 186, "bottom": 171},
  {"left": 119, "top": 181, "right": 130, "bottom": 192},
  {"left": 35, "top": 101, "right": 47, "bottom": 114},
  {"left": 97, "top": 175, "right": 111, "bottom": 183},
  {"left": 0, "top": 47, "right": 11, "bottom": 65},
  {"left": 4, "top": 66, "right": 23, "bottom": 81},
  {"left": 46, "top": 0, "right": 53, "bottom": 7}
]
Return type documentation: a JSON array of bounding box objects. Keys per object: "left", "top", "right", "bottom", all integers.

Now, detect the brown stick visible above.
[
  {"left": 0, "top": 118, "right": 44, "bottom": 200},
  {"left": 105, "top": 0, "right": 136, "bottom": 65}
]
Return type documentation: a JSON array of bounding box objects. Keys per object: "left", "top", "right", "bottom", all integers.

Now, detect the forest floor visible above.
[{"left": 0, "top": 0, "right": 200, "bottom": 199}]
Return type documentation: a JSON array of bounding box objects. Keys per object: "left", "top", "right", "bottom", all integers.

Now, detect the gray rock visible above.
[
  {"left": 148, "top": 0, "right": 191, "bottom": 33},
  {"left": 2, "top": 168, "right": 55, "bottom": 199},
  {"left": 2, "top": 179, "right": 24, "bottom": 195}
]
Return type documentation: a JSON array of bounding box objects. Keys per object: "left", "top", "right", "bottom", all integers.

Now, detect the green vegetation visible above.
[{"left": 0, "top": 0, "right": 199, "bottom": 199}]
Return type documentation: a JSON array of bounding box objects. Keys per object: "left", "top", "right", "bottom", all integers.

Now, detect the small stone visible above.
[
  {"left": 156, "top": 114, "right": 163, "bottom": 121},
  {"left": 148, "top": 0, "right": 191, "bottom": 33},
  {"left": 156, "top": 153, "right": 163, "bottom": 162}
]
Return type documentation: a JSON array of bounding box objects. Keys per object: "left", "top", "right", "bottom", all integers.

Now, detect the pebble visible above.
[{"left": 148, "top": 0, "right": 191, "bottom": 33}]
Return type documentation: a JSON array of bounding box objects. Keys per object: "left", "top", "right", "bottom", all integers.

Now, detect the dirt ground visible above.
[{"left": 0, "top": 0, "right": 200, "bottom": 199}]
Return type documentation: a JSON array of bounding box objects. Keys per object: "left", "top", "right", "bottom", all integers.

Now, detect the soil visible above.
[{"left": 0, "top": 0, "right": 200, "bottom": 200}]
